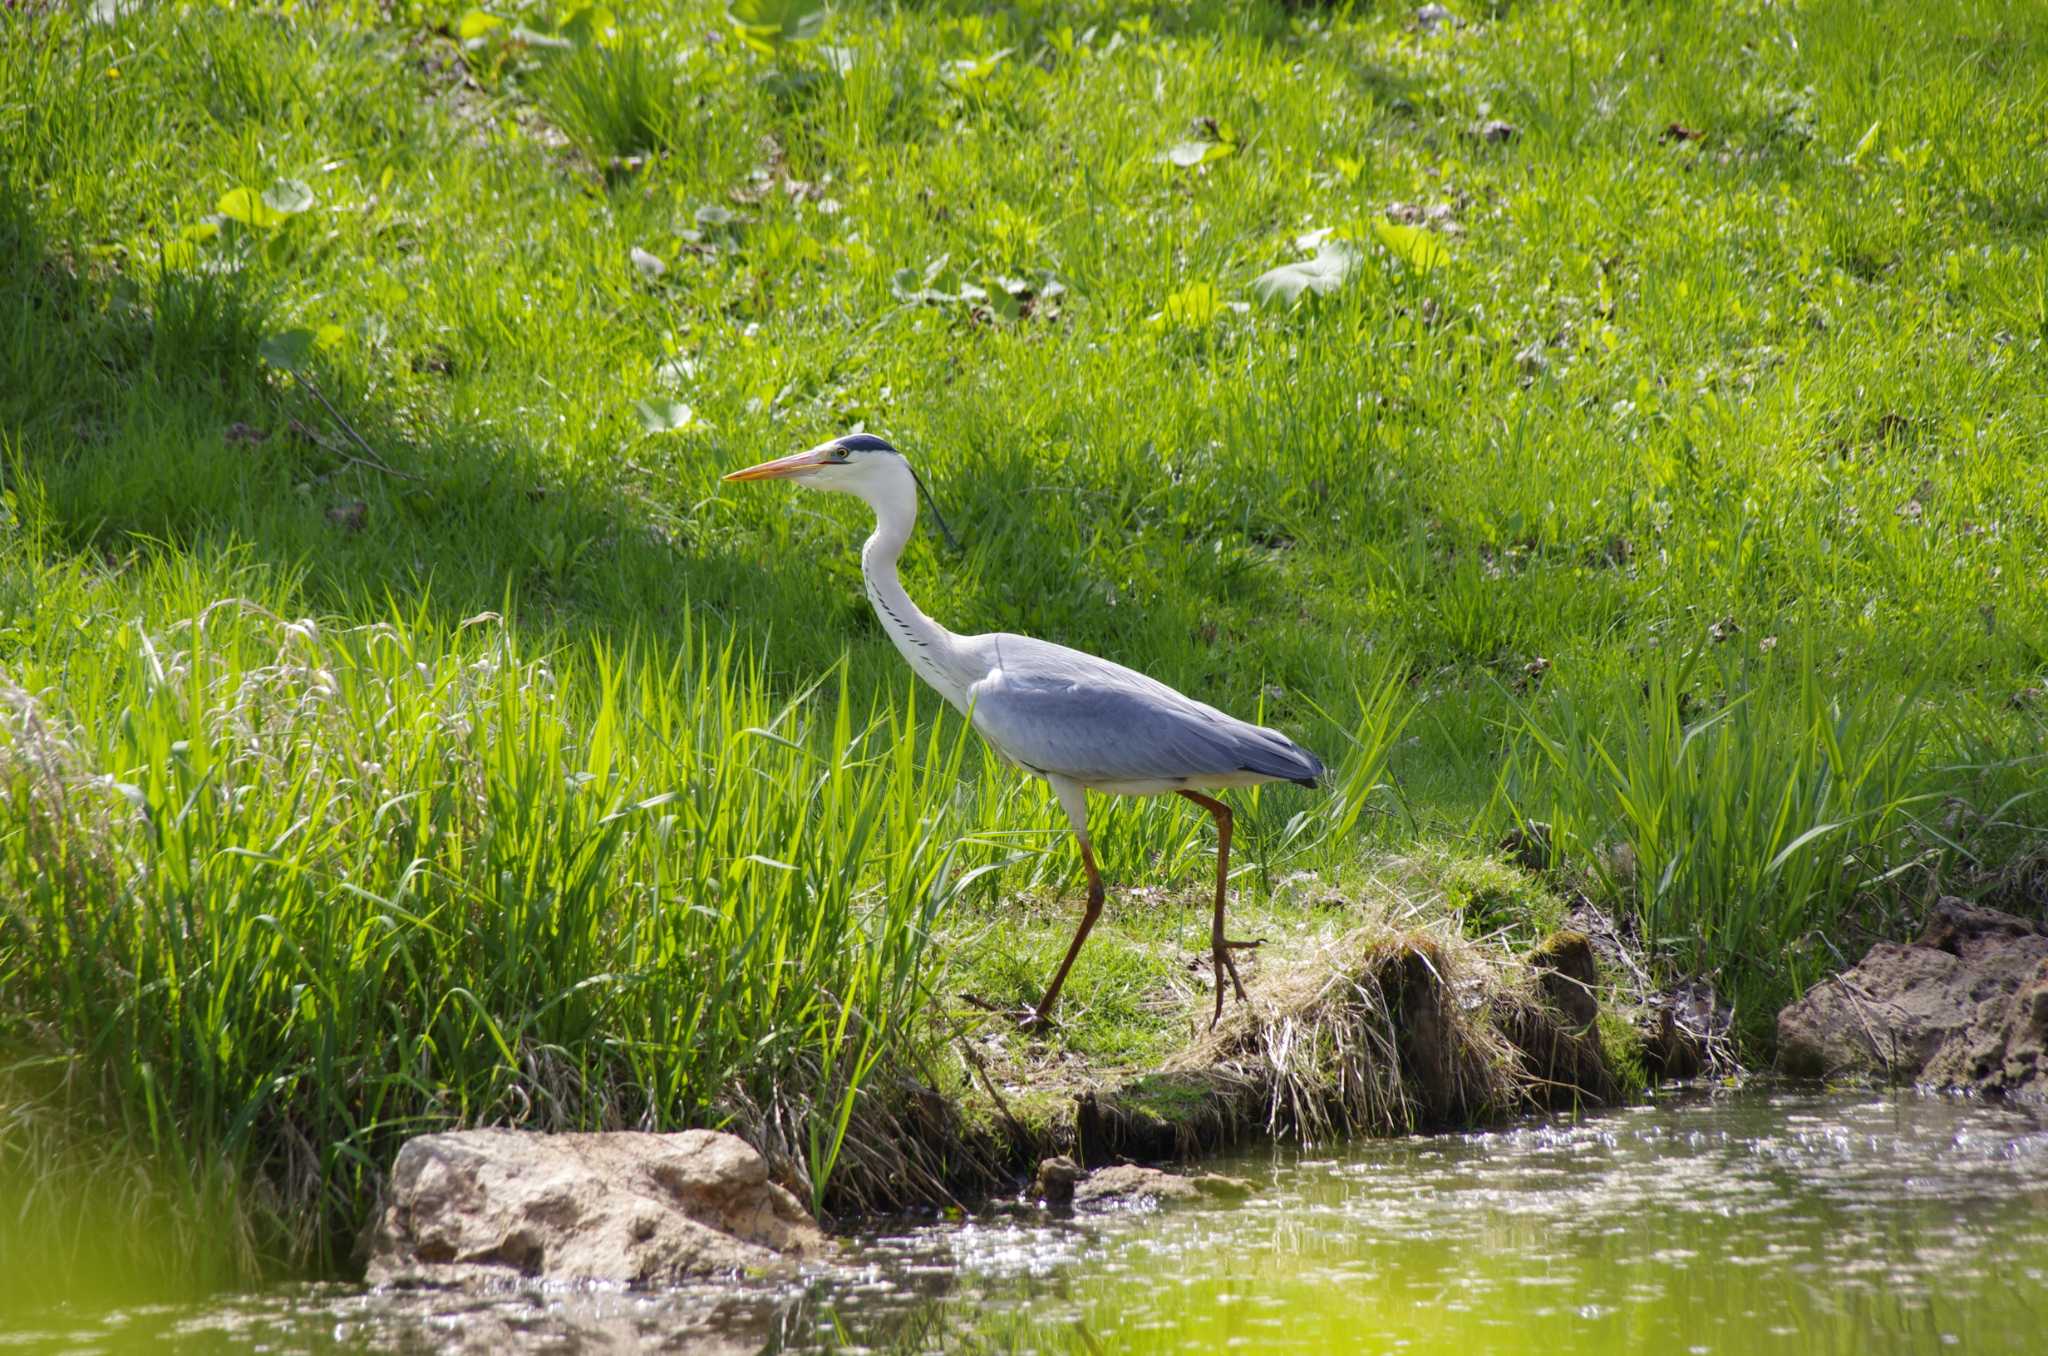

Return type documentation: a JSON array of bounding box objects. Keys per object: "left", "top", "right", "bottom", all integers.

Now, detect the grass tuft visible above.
[
  {"left": 536, "top": 36, "right": 682, "bottom": 165},
  {"left": 0, "top": 589, "right": 993, "bottom": 1271},
  {"left": 1501, "top": 640, "right": 1949, "bottom": 1030},
  {"left": 1178, "top": 926, "right": 1528, "bottom": 1143}
]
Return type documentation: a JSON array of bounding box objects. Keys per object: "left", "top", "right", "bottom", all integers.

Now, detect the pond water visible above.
[{"left": 16, "top": 1086, "right": 2048, "bottom": 1354}]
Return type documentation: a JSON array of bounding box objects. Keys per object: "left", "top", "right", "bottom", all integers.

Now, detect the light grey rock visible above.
[
  {"left": 1778, "top": 899, "right": 2048, "bottom": 1101},
  {"left": 365, "top": 1128, "right": 827, "bottom": 1289},
  {"left": 1032, "top": 1155, "right": 1084, "bottom": 1208},
  {"left": 1070, "top": 1164, "right": 1253, "bottom": 1211}
]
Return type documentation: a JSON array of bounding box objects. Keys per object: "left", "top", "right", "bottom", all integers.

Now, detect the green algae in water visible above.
[
  {"left": 821, "top": 1088, "right": 2048, "bottom": 1355},
  {"left": 13, "top": 1088, "right": 2048, "bottom": 1353}
]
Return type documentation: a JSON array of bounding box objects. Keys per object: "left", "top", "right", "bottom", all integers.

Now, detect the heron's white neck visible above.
[{"left": 852, "top": 471, "right": 972, "bottom": 713}]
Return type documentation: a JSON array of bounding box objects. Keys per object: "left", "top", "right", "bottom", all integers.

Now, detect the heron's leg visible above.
[
  {"left": 1031, "top": 840, "right": 1104, "bottom": 1028},
  {"left": 1029, "top": 777, "right": 1103, "bottom": 1029},
  {"left": 1178, "top": 790, "right": 1258, "bottom": 1028}
]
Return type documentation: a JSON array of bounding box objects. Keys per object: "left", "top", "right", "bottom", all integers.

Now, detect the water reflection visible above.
[
  {"left": 807, "top": 1088, "right": 2048, "bottom": 1355},
  {"left": 21, "top": 1088, "right": 2048, "bottom": 1354}
]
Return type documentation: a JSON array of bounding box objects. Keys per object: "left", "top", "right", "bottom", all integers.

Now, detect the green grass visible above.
[{"left": 2, "top": 0, "right": 2045, "bottom": 1293}]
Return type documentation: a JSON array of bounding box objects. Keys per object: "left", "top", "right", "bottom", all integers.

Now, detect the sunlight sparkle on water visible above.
[{"left": 18, "top": 1087, "right": 2048, "bottom": 1355}]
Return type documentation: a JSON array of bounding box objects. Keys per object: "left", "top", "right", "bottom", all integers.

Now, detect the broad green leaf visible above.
[
  {"left": 890, "top": 252, "right": 958, "bottom": 305},
  {"left": 984, "top": 287, "right": 1023, "bottom": 322},
  {"left": 180, "top": 220, "right": 220, "bottom": 243},
  {"left": 1149, "top": 281, "right": 1226, "bottom": 329},
  {"left": 1370, "top": 218, "right": 1450, "bottom": 271},
  {"left": 259, "top": 328, "right": 314, "bottom": 369},
  {"left": 262, "top": 179, "right": 315, "bottom": 217},
  {"left": 456, "top": 8, "right": 503, "bottom": 41},
  {"left": 560, "top": 5, "right": 615, "bottom": 46},
  {"left": 218, "top": 186, "right": 285, "bottom": 229},
  {"left": 891, "top": 270, "right": 955, "bottom": 304},
  {"left": 726, "top": 0, "right": 827, "bottom": 52},
  {"left": 1250, "top": 240, "right": 1363, "bottom": 310},
  {"left": 314, "top": 323, "right": 346, "bottom": 351},
  {"left": 943, "top": 49, "right": 1011, "bottom": 85},
  {"left": 634, "top": 398, "right": 696, "bottom": 434}
]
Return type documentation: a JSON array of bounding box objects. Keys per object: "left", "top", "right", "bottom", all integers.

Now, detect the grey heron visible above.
[{"left": 724, "top": 433, "right": 1324, "bottom": 1029}]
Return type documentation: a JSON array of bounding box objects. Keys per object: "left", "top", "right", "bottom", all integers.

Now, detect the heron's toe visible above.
[{"left": 1016, "top": 1005, "right": 1058, "bottom": 1034}]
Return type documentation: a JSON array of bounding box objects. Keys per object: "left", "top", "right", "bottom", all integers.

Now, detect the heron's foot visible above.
[
  {"left": 1016, "top": 1005, "right": 1059, "bottom": 1035},
  {"left": 1207, "top": 937, "right": 1264, "bottom": 1029}
]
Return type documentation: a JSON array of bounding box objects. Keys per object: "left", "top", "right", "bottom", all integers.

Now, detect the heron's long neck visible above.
[{"left": 859, "top": 483, "right": 970, "bottom": 712}]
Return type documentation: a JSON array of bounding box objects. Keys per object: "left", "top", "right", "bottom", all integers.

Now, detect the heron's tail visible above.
[{"left": 1236, "top": 726, "right": 1325, "bottom": 790}]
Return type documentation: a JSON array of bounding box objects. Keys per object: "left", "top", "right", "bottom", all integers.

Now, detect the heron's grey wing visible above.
[{"left": 964, "top": 636, "right": 1321, "bottom": 787}]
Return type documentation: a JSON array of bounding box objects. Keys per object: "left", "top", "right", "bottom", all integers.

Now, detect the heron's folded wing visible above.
[{"left": 967, "top": 666, "right": 1305, "bottom": 786}]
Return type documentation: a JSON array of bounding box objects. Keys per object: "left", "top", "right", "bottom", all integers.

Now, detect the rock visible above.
[
  {"left": 1777, "top": 899, "right": 2048, "bottom": 1100},
  {"left": 1923, "top": 963, "right": 2048, "bottom": 1098},
  {"left": 1032, "top": 1155, "right": 1083, "bottom": 1208},
  {"left": 1073, "top": 1164, "right": 1197, "bottom": 1209},
  {"left": 1188, "top": 1172, "right": 1256, "bottom": 1202},
  {"left": 364, "top": 1129, "right": 827, "bottom": 1289},
  {"left": 1069, "top": 1164, "right": 1252, "bottom": 1211}
]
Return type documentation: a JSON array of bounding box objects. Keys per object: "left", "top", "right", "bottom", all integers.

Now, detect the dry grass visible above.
[{"left": 1176, "top": 924, "right": 1533, "bottom": 1143}]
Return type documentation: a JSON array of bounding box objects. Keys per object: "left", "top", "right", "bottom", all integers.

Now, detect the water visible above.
[{"left": 13, "top": 1087, "right": 2048, "bottom": 1354}]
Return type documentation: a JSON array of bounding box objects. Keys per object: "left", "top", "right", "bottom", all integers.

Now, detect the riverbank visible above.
[
  {"left": 4, "top": 0, "right": 2046, "bottom": 1299},
  {"left": 820, "top": 896, "right": 1663, "bottom": 1220}
]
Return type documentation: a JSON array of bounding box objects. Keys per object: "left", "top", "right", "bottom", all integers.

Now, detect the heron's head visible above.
[
  {"left": 722, "top": 433, "right": 908, "bottom": 495},
  {"left": 723, "top": 433, "right": 961, "bottom": 548}
]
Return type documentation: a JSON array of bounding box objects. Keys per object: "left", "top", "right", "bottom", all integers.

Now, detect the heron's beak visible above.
[{"left": 722, "top": 444, "right": 833, "bottom": 482}]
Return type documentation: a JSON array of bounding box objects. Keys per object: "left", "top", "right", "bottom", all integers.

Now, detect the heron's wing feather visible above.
[{"left": 964, "top": 635, "right": 1321, "bottom": 787}]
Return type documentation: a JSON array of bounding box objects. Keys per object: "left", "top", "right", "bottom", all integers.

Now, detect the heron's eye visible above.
[{"left": 828, "top": 448, "right": 851, "bottom": 463}]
